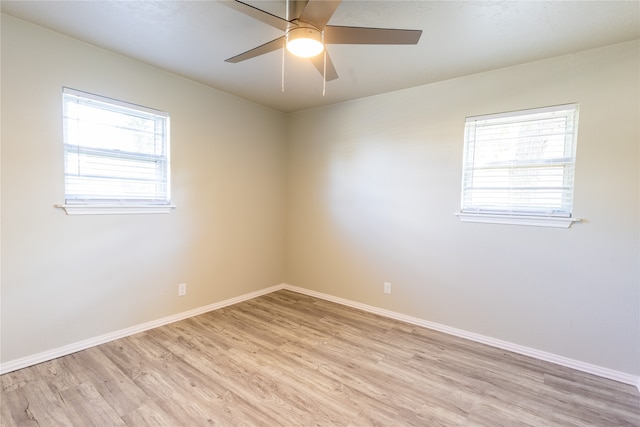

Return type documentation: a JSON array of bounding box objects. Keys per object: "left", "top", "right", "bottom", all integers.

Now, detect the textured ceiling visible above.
[{"left": 2, "top": 1, "right": 639, "bottom": 112}]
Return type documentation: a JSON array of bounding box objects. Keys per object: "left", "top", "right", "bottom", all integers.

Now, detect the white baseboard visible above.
[
  {"left": 2, "top": 282, "right": 639, "bottom": 394},
  {"left": 281, "top": 284, "right": 640, "bottom": 391},
  {"left": 0, "top": 284, "right": 283, "bottom": 375}
]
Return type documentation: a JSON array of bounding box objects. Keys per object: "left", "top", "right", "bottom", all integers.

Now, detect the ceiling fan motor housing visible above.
[{"left": 286, "top": 25, "right": 324, "bottom": 58}]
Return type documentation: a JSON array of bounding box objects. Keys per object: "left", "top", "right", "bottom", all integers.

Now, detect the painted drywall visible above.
[
  {"left": 1, "top": 15, "right": 287, "bottom": 363},
  {"left": 285, "top": 40, "right": 640, "bottom": 376}
]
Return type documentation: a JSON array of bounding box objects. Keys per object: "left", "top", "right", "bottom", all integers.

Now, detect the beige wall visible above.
[
  {"left": 1, "top": 15, "right": 287, "bottom": 363},
  {"left": 285, "top": 40, "right": 640, "bottom": 375}
]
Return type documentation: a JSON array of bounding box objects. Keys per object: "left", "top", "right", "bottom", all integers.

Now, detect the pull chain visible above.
[
  {"left": 322, "top": 31, "right": 326, "bottom": 96},
  {"left": 281, "top": 38, "right": 285, "bottom": 92}
]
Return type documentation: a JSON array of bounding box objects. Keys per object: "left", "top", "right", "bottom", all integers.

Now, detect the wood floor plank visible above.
[
  {"left": 1, "top": 367, "right": 39, "bottom": 393},
  {"left": 57, "top": 382, "right": 125, "bottom": 426},
  {"left": 62, "top": 348, "right": 146, "bottom": 418},
  {"left": 33, "top": 359, "right": 81, "bottom": 395},
  {"left": 1, "top": 289, "right": 639, "bottom": 426},
  {"left": 4, "top": 377, "right": 75, "bottom": 427},
  {"left": 120, "top": 400, "right": 184, "bottom": 426},
  {"left": 1, "top": 389, "right": 37, "bottom": 427}
]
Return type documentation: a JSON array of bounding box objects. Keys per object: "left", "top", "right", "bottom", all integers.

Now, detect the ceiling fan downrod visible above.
[{"left": 285, "top": 0, "right": 306, "bottom": 21}]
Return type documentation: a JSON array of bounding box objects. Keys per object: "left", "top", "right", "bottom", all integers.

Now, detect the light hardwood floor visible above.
[{"left": 1, "top": 289, "right": 639, "bottom": 426}]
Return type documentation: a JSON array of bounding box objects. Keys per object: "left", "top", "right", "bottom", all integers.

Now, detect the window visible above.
[
  {"left": 59, "top": 88, "right": 173, "bottom": 215},
  {"left": 457, "top": 104, "right": 580, "bottom": 228}
]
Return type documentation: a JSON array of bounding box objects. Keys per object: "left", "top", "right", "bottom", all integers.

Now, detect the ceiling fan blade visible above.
[
  {"left": 221, "top": 0, "right": 289, "bottom": 31},
  {"left": 225, "top": 37, "right": 285, "bottom": 63},
  {"left": 299, "top": 0, "right": 341, "bottom": 29},
  {"left": 324, "top": 25, "right": 422, "bottom": 45},
  {"left": 309, "top": 51, "right": 339, "bottom": 81}
]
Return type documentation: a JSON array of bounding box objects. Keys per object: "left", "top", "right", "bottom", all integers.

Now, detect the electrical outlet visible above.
[
  {"left": 178, "top": 283, "right": 187, "bottom": 296},
  {"left": 384, "top": 282, "right": 391, "bottom": 294}
]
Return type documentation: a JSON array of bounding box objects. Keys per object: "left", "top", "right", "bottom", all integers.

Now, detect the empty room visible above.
[{"left": 1, "top": 0, "right": 639, "bottom": 425}]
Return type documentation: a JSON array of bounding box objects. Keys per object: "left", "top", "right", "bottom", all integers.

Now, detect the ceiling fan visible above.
[{"left": 223, "top": 0, "right": 422, "bottom": 81}]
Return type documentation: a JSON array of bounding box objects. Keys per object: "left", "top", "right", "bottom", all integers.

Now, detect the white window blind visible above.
[
  {"left": 62, "top": 88, "right": 170, "bottom": 206},
  {"left": 461, "top": 104, "right": 579, "bottom": 218}
]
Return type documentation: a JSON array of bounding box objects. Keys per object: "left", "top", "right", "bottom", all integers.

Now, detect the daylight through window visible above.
[
  {"left": 62, "top": 88, "right": 170, "bottom": 207},
  {"left": 460, "top": 104, "right": 579, "bottom": 221}
]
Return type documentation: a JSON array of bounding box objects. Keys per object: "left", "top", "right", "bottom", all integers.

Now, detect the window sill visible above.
[
  {"left": 455, "top": 212, "right": 580, "bottom": 228},
  {"left": 56, "top": 204, "right": 176, "bottom": 215}
]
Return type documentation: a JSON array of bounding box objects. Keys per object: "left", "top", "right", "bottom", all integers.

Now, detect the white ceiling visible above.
[{"left": 2, "top": 1, "right": 639, "bottom": 112}]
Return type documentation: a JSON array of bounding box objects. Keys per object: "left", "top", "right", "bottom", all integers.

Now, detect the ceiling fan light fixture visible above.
[{"left": 286, "top": 26, "right": 324, "bottom": 58}]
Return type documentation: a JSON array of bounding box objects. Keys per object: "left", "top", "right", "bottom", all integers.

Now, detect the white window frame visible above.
[
  {"left": 456, "top": 104, "right": 580, "bottom": 228},
  {"left": 57, "top": 88, "right": 175, "bottom": 215}
]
